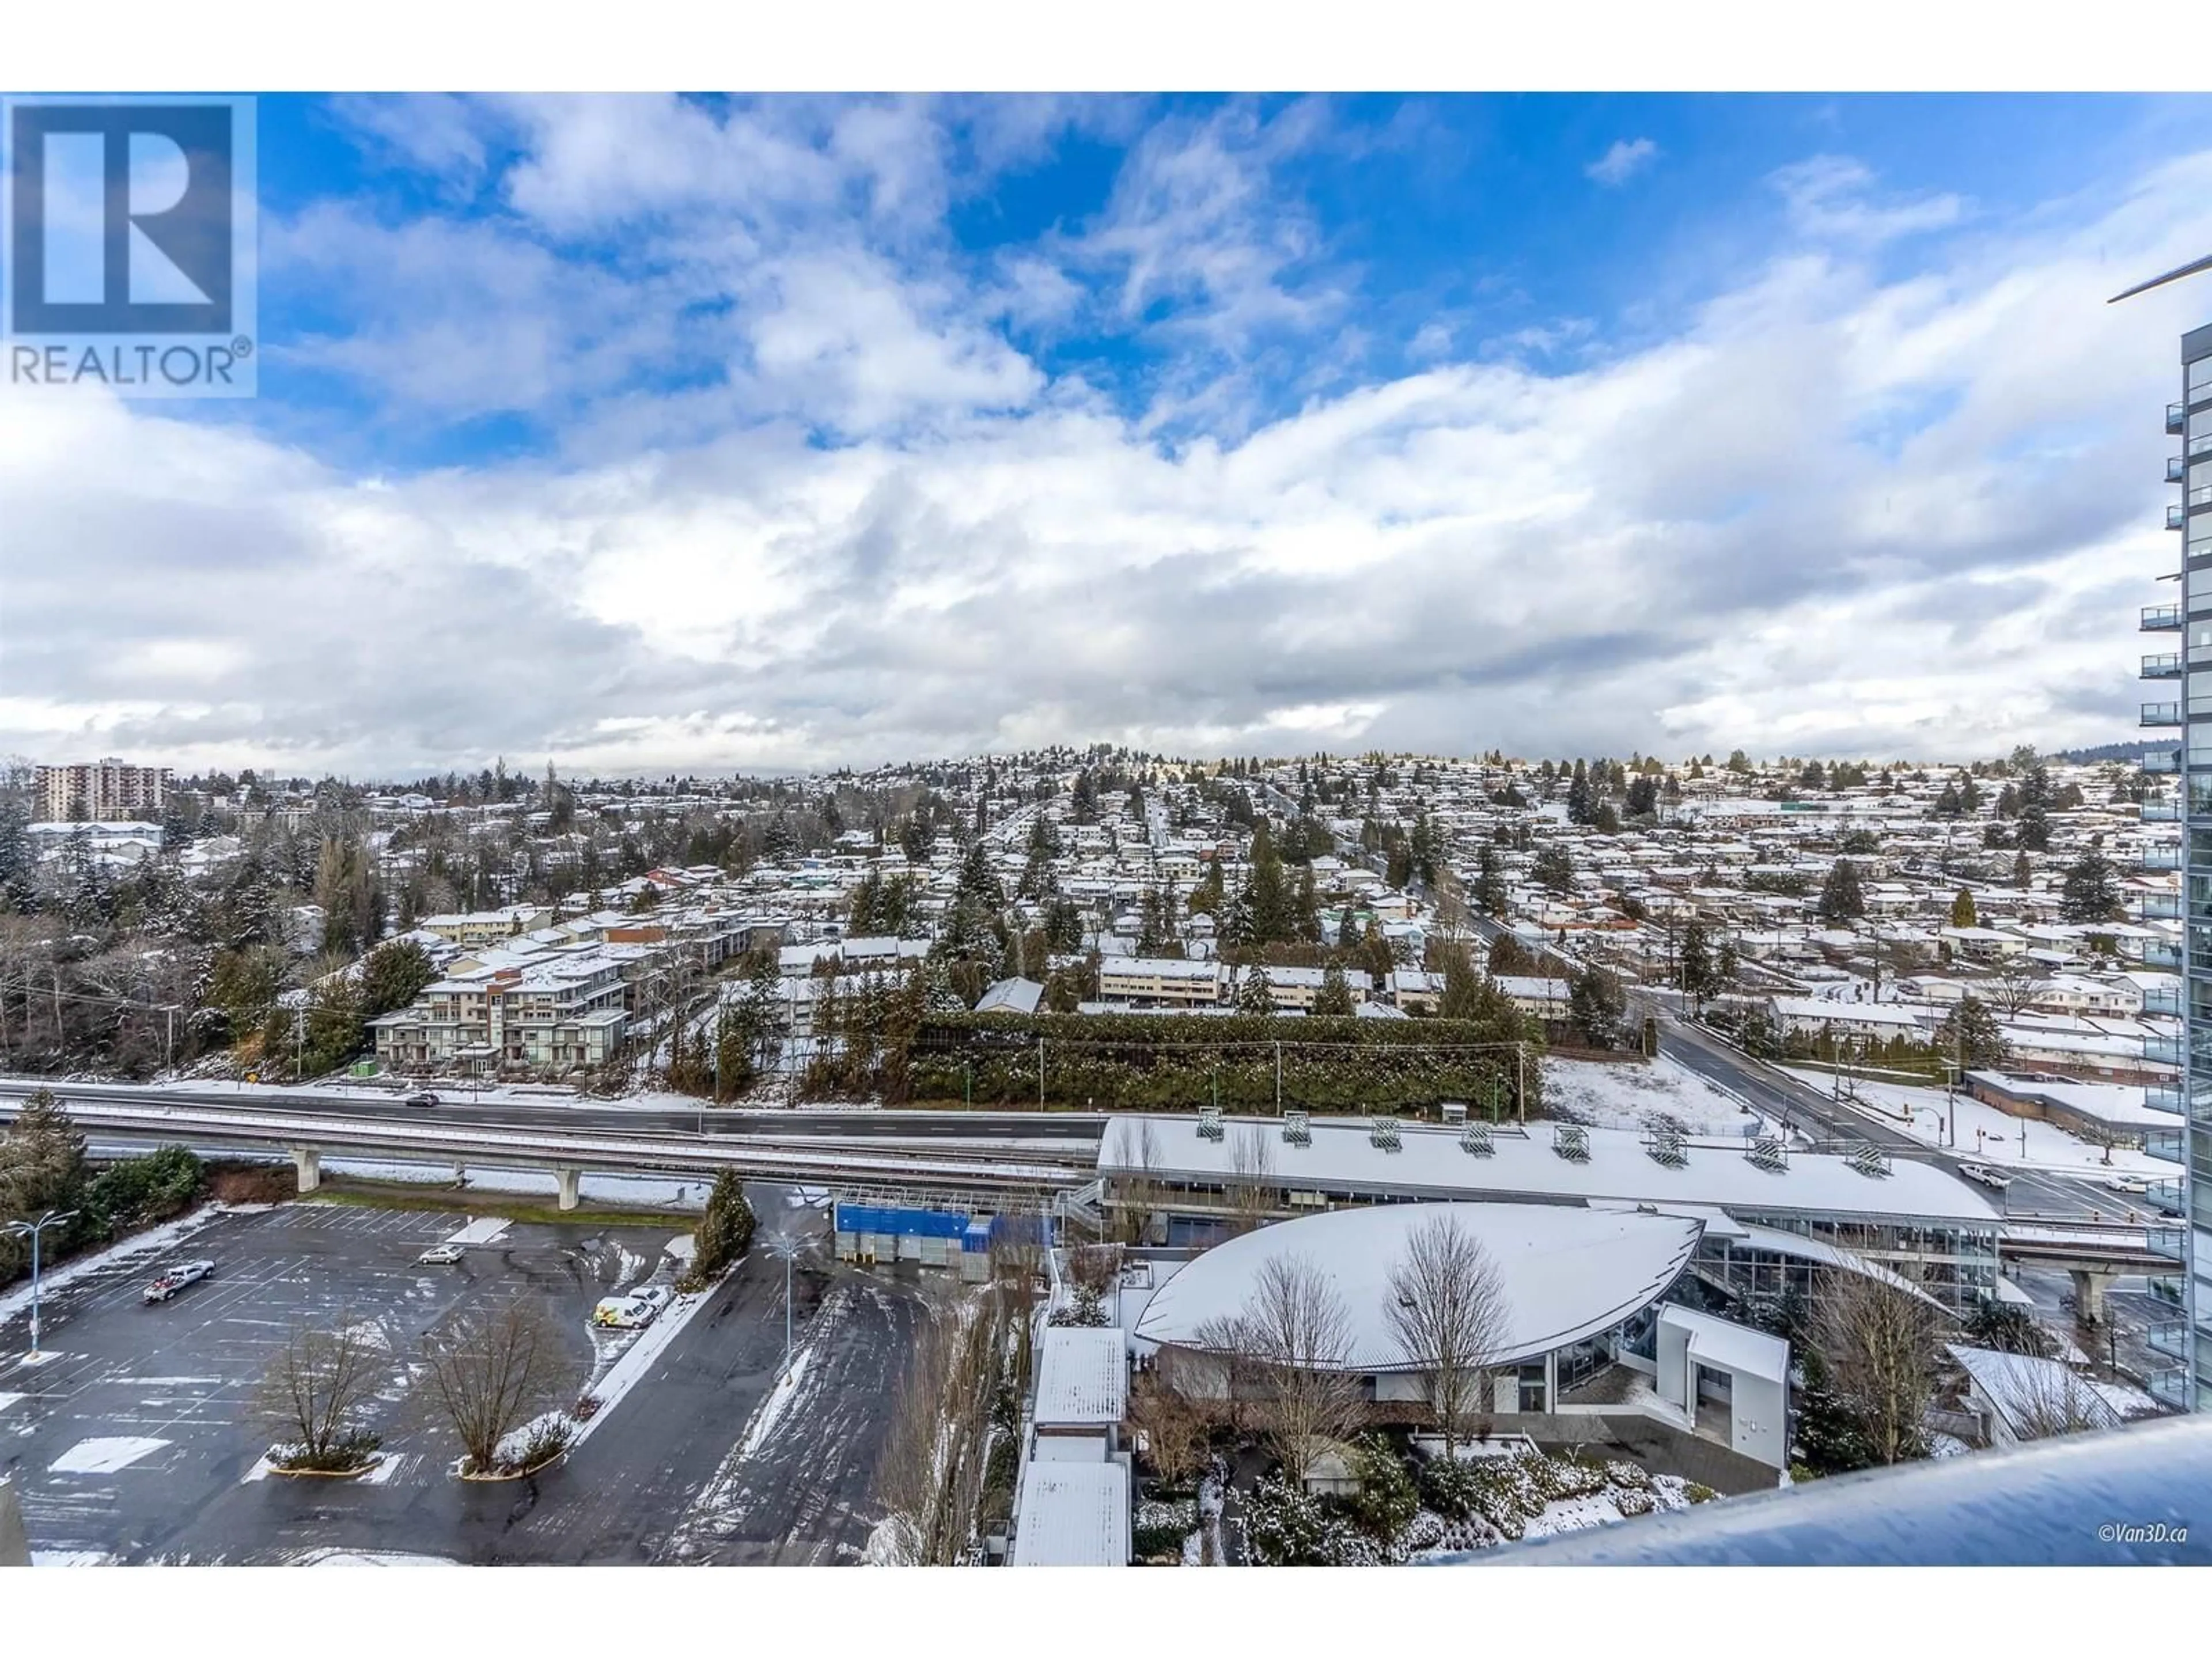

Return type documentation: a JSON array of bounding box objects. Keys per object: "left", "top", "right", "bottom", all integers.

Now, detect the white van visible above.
[{"left": 590, "top": 1286, "right": 672, "bottom": 1330}]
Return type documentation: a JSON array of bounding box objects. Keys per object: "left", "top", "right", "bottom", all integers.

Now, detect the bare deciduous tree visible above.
[
  {"left": 873, "top": 1291, "right": 1006, "bottom": 1565},
  {"left": 1065, "top": 1242, "right": 1124, "bottom": 1298},
  {"left": 1211, "top": 1252, "right": 1362, "bottom": 1482},
  {"left": 1814, "top": 1271, "right": 1941, "bottom": 1465},
  {"left": 1385, "top": 1211, "right": 1511, "bottom": 1456},
  {"left": 1118, "top": 1118, "right": 1168, "bottom": 1246},
  {"left": 2008, "top": 1357, "right": 2111, "bottom": 1443},
  {"left": 1227, "top": 1122, "right": 1278, "bottom": 1236},
  {"left": 1127, "top": 1354, "right": 1208, "bottom": 1488},
  {"left": 253, "top": 1313, "right": 387, "bottom": 1470},
  {"left": 419, "top": 1298, "right": 574, "bottom": 1475}
]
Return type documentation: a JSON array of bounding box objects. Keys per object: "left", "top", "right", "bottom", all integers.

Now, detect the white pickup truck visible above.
[{"left": 143, "top": 1259, "right": 215, "bottom": 1303}]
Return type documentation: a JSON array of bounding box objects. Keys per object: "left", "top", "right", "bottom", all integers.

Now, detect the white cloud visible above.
[
  {"left": 12, "top": 130, "right": 2211, "bottom": 775},
  {"left": 1586, "top": 138, "right": 1659, "bottom": 187}
]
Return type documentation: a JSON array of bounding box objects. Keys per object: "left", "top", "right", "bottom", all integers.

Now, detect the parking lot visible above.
[{"left": 1, "top": 1198, "right": 922, "bottom": 1564}]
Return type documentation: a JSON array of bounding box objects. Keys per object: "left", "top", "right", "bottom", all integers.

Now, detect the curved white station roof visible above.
[{"left": 1133, "top": 1202, "right": 1703, "bottom": 1373}]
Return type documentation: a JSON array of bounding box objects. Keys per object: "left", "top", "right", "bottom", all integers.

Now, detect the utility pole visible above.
[{"left": 1274, "top": 1040, "right": 1282, "bottom": 1115}]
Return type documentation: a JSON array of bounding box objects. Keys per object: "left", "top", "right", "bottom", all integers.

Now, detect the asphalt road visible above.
[
  {"left": 1, "top": 1197, "right": 918, "bottom": 1565},
  {"left": 1653, "top": 1013, "right": 2133, "bottom": 1225}
]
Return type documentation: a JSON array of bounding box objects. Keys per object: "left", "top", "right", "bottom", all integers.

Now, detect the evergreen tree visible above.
[
  {"left": 359, "top": 940, "right": 435, "bottom": 1020},
  {"left": 1531, "top": 843, "right": 1575, "bottom": 895},
  {"left": 1471, "top": 843, "right": 1506, "bottom": 918},
  {"left": 1680, "top": 919, "right": 1718, "bottom": 1005},
  {"left": 1569, "top": 967, "right": 1627, "bottom": 1048},
  {"left": 1235, "top": 966, "right": 1276, "bottom": 1015},
  {"left": 1949, "top": 888, "right": 1978, "bottom": 929},
  {"left": 2059, "top": 850, "right": 2122, "bottom": 924},
  {"left": 691, "top": 1171, "right": 756, "bottom": 1280},
  {"left": 1816, "top": 858, "right": 1866, "bottom": 924},
  {"left": 1312, "top": 961, "right": 1355, "bottom": 1017},
  {"left": 1936, "top": 995, "right": 2008, "bottom": 1068}
]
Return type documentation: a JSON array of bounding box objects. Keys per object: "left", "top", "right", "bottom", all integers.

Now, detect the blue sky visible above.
[{"left": 10, "top": 92, "right": 2212, "bottom": 774}]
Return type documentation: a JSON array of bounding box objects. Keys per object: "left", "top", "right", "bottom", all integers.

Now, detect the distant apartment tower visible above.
[
  {"left": 2141, "top": 324, "right": 2212, "bottom": 1411},
  {"left": 35, "top": 758, "right": 171, "bottom": 822}
]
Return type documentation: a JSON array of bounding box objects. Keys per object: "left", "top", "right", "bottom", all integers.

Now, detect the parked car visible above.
[
  {"left": 2109, "top": 1173, "right": 2152, "bottom": 1196},
  {"left": 405, "top": 1092, "right": 441, "bottom": 1109},
  {"left": 1958, "top": 1162, "right": 2013, "bottom": 1191},
  {"left": 143, "top": 1260, "right": 215, "bottom": 1302},
  {"left": 416, "top": 1243, "right": 465, "bottom": 1265}
]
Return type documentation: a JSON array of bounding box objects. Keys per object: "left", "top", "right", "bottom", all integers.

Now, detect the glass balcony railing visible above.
[
  {"left": 2171, "top": 402, "right": 2189, "bottom": 434},
  {"left": 2171, "top": 456, "right": 2188, "bottom": 482},
  {"left": 2145, "top": 604, "right": 2187, "bottom": 630},
  {"left": 2146, "top": 652, "right": 2186, "bottom": 679},
  {"left": 2144, "top": 843, "right": 2183, "bottom": 872},
  {"left": 2149, "top": 1366, "right": 2193, "bottom": 1411},
  {"left": 2146, "top": 1082, "right": 2186, "bottom": 1115},
  {"left": 2194, "top": 484, "right": 2212, "bottom": 509},
  {"left": 2145, "top": 702, "right": 2184, "bottom": 726},
  {"left": 2146, "top": 1180, "right": 2187, "bottom": 1217},
  {"left": 2150, "top": 1321, "right": 2191, "bottom": 1362},
  {"left": 2144, "top": 984, "right": 2184, "bottom": 1016},
  {"left": 2144, "top": 1033, "right": 2183, "bottom": 1066},
  {"left": 2141, "top": 892, "right": 2183, "bottom": 920},
  {"left": 2171, "top": 504, "right": 2188, "bottom": 530},
  {"left": 2136, "top": 937, "right": 2184, "bottom": 969},
  {"left": 2144, "top": 747, "right": 2182, "bottom": 774},
  {"left": 2151, "top": 1275, "right": 2186, "bottom": 1308},
  {"left": 2190, "top": 432, "right": 2212, "bottom": 458},
  {"left": 2146, "top": 1225, "right": 2189, "bottom": 1262},
  {"left": 2143, "top": 798, "right": 2183, "bottom": 822},
  {"left": 2145, "top": 1126, "right": 2186, "bottom": 1163}
]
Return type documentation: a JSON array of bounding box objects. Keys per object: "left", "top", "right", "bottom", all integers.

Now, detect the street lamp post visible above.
[
  {"left": 3, "top": 1210, "right": 80, "bottom": 1355},
  {"left": 765, "top": 1232, "right": 803, "bottom": 1373}
]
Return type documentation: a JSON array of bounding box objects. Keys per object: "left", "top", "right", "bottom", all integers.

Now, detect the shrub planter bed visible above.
[{"left": 456, "top": 1446, "right": 567, "bottom": 1484}]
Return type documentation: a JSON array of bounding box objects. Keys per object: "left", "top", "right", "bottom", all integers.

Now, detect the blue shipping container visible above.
[{"left": 835, "top": 1202, "right": 971, "bottom": 1240}]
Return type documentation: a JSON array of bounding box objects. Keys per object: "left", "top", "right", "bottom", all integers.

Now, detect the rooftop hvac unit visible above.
[
  {"left": 1441, "top": 1101, "right": 1469, "bottom": 1124},
  {"left": 1282, "top": 1109, "right": 1312, "bottom": 1146},
  {"left": 1460, "top": 1122, "right": 1495, "bottom": 1157},
  {"left": 1553, "top": 1124, "right": 1590, "bottom": 1162},
  {"left": 1197, "top": 1105, "right": 1225, "bottom": 1142},
  {"left": 1370, "top": 1116, "right": 1403, "bottom": 1152},
  {"left": 1745, "top": 1137, "right": 1789, "bottom": 1172},
  {"left": 1645, "top": 1122, "right": 1688, "bottom": 1168},
  {"left": 1847, "top": 1143, "right": 1892, "bottom": 1178}
]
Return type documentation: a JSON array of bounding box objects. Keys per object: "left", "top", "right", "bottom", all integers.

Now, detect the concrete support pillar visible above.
[
  {"left": 2070, "top": 1268, "right": 2116, "bottom": 1325},
  {"left": 555, "top": 1168, "right": 581, "bottom": 1211},
  {"left": 291, "top": 1146, "right": 321, "bottom": 1195}
]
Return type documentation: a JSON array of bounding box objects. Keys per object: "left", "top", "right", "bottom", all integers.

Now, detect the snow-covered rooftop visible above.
[
  {"left": 1132, "top": 1202, "right": 1703, "bottom": 1372},
  {"left": 1098, "top": 1113, "right": 2003, "bottom": 1226},
  {"left": 1034, "top": 1327, "right": 1128, "bottom": 1427},
  {"left": 1010, "top": 1461, "right": 1130, "bottom": 1567}
]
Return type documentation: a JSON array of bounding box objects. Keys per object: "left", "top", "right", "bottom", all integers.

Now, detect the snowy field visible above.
[
  {"left": 1543, "top": 1055, "right": 1767, "bottom": 1137},
  {"left": 1780, "top": 1068, "right": 2166, "bottom": 1179}
]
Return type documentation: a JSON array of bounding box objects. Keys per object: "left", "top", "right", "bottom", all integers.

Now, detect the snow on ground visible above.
[
  {"left": 570, "top": 1279, "right": 717, "bottom": 1448},
  {"left": 30, "top": 1550, "right": 116, "bottom": 1566},
  {"left": 0, "top": 1392, "right": 23, "bottom": 1415},
  {"left": 440, "top": 1216, "right": 512, "bottom": 1247},
  {"left": 318, "top": 1157, "right": 708, "bottom": 1210},
  {"left": 1520, "top": 1493, "right": 1627, "bottom": 1539},
  {"left": 286, "top": 1549, "right": 459, "bottom": 1567},
  {"left": 1781, "top": 1069, "right": 2166, "bottom": 1178},
  {"left": 0, "top": 1207, "right": 229, "bottom": 1332},
  {"left": 733, "top": 1344, "right": 816, "bottom": 1464},
  {"left": 49, "top": 1435, "right": 169, "bottom": 1474},
  {"left": 1544, "top": 1054, "right": 1766, "bottom": 1137}
]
